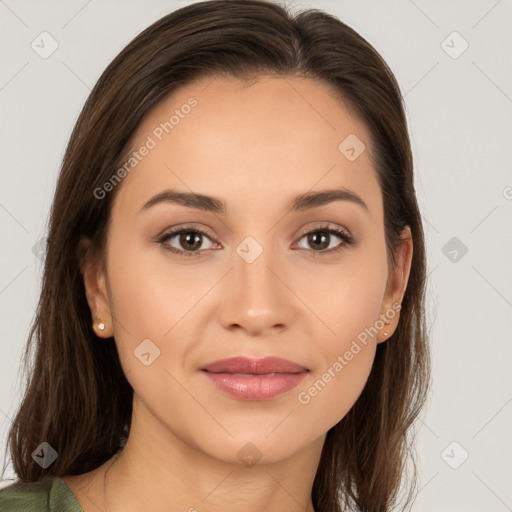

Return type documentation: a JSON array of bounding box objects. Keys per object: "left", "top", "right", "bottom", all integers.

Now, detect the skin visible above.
[{"left": 63, "top": 74, "right": 412, "bottom": 512}]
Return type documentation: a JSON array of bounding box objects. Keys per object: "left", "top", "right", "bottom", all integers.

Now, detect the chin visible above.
[{"left": 190, "top": 424, "right": 321, "bottom": 468}]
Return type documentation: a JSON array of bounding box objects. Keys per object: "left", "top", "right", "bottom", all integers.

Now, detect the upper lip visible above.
[{"left": 201, "top": 356, "right": 309, "bottom": 374}]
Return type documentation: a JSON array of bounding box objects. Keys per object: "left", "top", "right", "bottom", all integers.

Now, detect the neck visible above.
[{"left": 100, "top": 397, "right": 323, "bottom": 512}]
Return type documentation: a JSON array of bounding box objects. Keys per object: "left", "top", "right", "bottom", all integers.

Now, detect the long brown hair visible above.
[{"left": 1, "top": 1, "right": 430, "bottom": 510}]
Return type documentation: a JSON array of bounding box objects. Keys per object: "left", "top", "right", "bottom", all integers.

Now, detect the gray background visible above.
[{"left": 1, "top": 1, "right": 511, "bottom": 510}]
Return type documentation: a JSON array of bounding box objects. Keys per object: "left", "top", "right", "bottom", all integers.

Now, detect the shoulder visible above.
[
  {"left": 0, "top": 477, "right": 83, "bottom": 512},
  {"left": 0, "top": 478, "right": 53, "bottom": 511}
]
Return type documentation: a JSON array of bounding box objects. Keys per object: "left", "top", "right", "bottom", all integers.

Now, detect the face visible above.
[{"left": 83, "top": 74, "right": 412, "bottom": 465}]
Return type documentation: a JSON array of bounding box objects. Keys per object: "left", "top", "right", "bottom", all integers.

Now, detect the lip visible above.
[{"left": 201, "top": 356, "right": 309, "bottom": 401}]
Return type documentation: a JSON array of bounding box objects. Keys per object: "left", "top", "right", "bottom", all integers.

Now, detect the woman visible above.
[{"left": 0, "top": 0, "right": 430, "bottom": 510}]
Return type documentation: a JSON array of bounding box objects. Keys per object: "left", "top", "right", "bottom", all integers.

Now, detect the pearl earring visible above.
[
  {"left": 382, "top": 308, "right": 396, "bottom": 338},
  {"left": 382, "top": 317, "right": 390, "bottom": 337},
  {"left": 95, "top": 316, "right": 105, "bottom": 331}
]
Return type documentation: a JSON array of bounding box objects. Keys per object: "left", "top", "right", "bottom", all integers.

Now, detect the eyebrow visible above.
[{"left": 141, "top": 187, "right": 369, "bottom": 214}]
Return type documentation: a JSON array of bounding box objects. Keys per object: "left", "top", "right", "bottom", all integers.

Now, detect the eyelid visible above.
[
  {"left": 294, "top": 221, "right": 352, "bottom": 240},
  {"left": 156, "top": 223, "right": 217, "bottom": 241},
  {"left": 157, "top": 221, "right": 351, "bottom": 241}
]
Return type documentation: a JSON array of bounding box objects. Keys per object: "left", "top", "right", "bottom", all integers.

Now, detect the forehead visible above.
[{"left": 113, "top": 74, "right": 381, "bottom": 217}]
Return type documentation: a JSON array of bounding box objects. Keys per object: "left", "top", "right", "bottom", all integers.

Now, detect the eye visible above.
[
  {"left": 158, "top": 227, "right": 217, "bottom": 257},
  {"left": 295, "top": 224, "right": 353, "bottom": 255}
]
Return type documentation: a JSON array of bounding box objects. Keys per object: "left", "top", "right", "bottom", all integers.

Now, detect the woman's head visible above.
[{"left": 4, "top": 1, "right": 429, "bottom": 511}]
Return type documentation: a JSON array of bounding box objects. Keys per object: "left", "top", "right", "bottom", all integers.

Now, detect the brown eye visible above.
[
  {"left": 296, "top": 227, "right": 352, "bottom": 254},
  {"left": 160, "top": 229, "right": 216, "bottom": 256},
  {"left": 305, "top": 231, "right": 330, "bottom": 251},
  {"left": 177, "top": 232, "right": 203, "bottom": 251}
]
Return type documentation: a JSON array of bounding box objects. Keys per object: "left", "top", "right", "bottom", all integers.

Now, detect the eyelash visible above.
[{"left": 156, "top": 223, "right": 353, "bottom": 258}]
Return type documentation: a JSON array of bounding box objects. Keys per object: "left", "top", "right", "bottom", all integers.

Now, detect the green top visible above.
[{"left": 0, "top": 477, "right": 83, "bottom": 512}]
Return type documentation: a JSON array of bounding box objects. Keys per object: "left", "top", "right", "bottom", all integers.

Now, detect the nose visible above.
[{"left": 218, "top": 241, "right": 297, "bottom": 337}]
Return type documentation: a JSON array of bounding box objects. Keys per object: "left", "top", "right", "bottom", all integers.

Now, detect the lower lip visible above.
[{"left": 202, "top": 371, "right": 308, "bottom": 400}]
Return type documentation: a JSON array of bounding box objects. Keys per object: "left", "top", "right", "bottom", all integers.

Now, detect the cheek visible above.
[
  {"left": 104, "top": 242, "right": 199, "bottom": 434},
  {"left": 292, "top": 292, "right": 383, "bottom": 435},
  {"left": 295, "top": 244, "right": 388, "bottom": 426},
  {"left": 103, "top": 231, "right": 225, "bottom": 396},
  {"left": 311, "top": 244, "right": 389, "bottom": 341},
  {"left": 103, "top": 233, "right": 179, "bottom": 376},
  {"left": 296, "top": 341, "right": 376, "bottom": 435},
  {"left": 105, "top": 234, "right": 205, "bottom": 337}
]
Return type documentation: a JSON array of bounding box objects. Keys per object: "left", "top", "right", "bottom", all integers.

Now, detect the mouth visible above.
[{"left": 200, "top": 356, "right": 309, "bottom": 401}]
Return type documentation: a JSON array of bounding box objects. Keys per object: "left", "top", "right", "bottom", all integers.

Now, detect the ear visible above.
[
  {"left": 377, "top": 226, "right": 413, "bottom": 343},
  {"left": 78, "top": 237, "right": 114, "bottom": 338}
]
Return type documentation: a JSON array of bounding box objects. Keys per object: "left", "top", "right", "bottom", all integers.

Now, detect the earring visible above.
[
  {"left": 94, "top": 315, "right": 105, "bottom": 331},
  {"left": 383, "top": 331, "right": 388, "bottom": 337}
]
